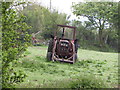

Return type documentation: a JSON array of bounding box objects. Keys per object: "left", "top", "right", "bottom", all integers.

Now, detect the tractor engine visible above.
[{"left": 56, "top": 39, "right": 73, "bottom": 59}]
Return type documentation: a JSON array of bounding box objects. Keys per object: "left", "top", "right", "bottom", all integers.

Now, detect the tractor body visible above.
[{"left": 47, "top": 24, "right": 78, "bottom": 64}]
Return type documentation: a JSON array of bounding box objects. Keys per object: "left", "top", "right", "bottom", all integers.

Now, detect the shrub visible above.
[{"left": 2, "top": 2, "right": 31, "bottom": 88}]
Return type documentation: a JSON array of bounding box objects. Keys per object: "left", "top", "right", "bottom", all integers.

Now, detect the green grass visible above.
[{"left": 15, "top": 46, "right": 118, "bottom": 88}]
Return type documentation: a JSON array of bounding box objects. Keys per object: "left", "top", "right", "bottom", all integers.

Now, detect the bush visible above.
[{"left": 2, "top": 2, "right": 31, "bottom": 88}]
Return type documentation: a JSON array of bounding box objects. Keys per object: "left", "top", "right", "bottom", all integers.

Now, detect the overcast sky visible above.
[
  {"left": 30, "top": 0, "right": 119, "bottom": 21},
  {"left": 35, "top": 0, "right": 86, "bottom": 21}
]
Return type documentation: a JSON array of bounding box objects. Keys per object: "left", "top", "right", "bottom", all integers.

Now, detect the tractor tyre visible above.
[
  {"left": 48, "top": 40, "right": 53, "bottom": 52},
  {"left": 47, "top": 52, "right": 52, "bottom": 61},
  {"left": 75, "top": 43, "right": 78, "bottom": 53},
  {"left": 70, "top": 53, "right": 77, "bottom": 64},
  {"left": 75, "top": 53, "right": 78, "bottom": 62}
]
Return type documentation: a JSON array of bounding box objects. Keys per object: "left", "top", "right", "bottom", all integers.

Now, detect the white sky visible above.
[
  {"left": 34, "top": 0, "right": 86, "bottom": 21},
  {"left": 29, "top": 0, "right": 119, "bottom": 21},
  {"left": 39, "top": 0, "right": 82, "bottom": 13}
]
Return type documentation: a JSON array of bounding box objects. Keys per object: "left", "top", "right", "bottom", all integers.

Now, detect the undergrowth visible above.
[
  {"left": 40, "top": 74, "right": 110, "bottom": 88},
  {"left": 15, "top": 47, "right": 118, "bottom": 88},
  {"left": 17, "top": 56, "right": 114, "bottom": 88}
]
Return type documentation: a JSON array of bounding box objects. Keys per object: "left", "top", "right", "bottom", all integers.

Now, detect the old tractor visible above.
[{"left": 46, "top": 24, "right": 78, "bottom": 64}]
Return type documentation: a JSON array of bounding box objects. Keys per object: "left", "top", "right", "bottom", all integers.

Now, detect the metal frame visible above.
[
  {"left": 51, "top": 25, "right": 77, "bottom": 64},
  {"left": 57, "top": 24, "right": 76, "bottom": 40}
]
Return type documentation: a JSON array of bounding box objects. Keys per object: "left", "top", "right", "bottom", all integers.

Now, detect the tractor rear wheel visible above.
[
  {"left": 75, "top": 53, "right": 78, "bottom": 61},
  {"left": 75, "top": 42, "right": 78, "bottom": 53},
  {"left": 47, "top": 52, "right": 52, "bottom": 61},
  {"left": 48, "top": 39, "right": 53, "bottom": 52}
]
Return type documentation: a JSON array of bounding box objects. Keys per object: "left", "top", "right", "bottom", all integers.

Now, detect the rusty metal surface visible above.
[
  {"left": 47, "top": 24, "right": 77, "bottom": 63},
  {"left": 52, "top": 38, "right": 76, "bottom": 63}
]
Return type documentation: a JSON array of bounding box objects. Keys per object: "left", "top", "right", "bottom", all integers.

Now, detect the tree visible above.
[
  {"left": 21, "top": 3, "right": 68, "bottom": 40},
  {"left": 71, "top": 20, "right": 96, "bottom": 49},
  {"left": 72, "top": 2, "right": 118, "bottom": 47},
  {"left": 2, "top": 2, "right": 31, "bottom": 88},
  {"left": 21, "top": 3, "right": 44, "bottom": 34},
  {"left": 42, "top": 10, "right": 68, "bottom": 39}
]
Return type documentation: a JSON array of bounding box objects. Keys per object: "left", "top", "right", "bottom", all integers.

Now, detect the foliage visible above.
[
  {"left": 21, "top": 3, "right": 44, "bottom": 34},
  {"left": 72, "top": 2, "right": 118, "bottom": 47},
  {"left": 2, "top": 2, "right": 31, "bottom": 88},
  {"left": 41, "top": 10, "right": 67, "bottom": 39},
  {"left": 71, "top": 20, "right": 115, "bottom": 52},
  {"left": 72, "top": 20, "right": 96, "bottom": 44},
  {"left": 21, "top": 3, "right": 68, "bottom": 39}
]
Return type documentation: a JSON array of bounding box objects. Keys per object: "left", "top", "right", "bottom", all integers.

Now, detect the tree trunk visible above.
[
  {"left": 104, "top": 35, "right": 108, "bottom": 44},
  {"left": 99, "top": 28, "right": 103, "bottom": 47}
]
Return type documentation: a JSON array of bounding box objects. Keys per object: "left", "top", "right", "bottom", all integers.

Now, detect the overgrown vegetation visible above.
[
  {"left": 15, "top": 46, "right": 118, "bottom": 88},
  {"left": 2, "top": 2, "right": 31, "bottom": 88},
  {"left": 1, "top": 1, "right": 119, "bottom": 89},
  {"left": 21, "top": 2, "right": 68, "bottom": 39},
  {"left": 72, "top": 2, "right": 119, "bottom": 51},
  {"left": 17, "top": 2, "right": 119, "bottom": 52}
]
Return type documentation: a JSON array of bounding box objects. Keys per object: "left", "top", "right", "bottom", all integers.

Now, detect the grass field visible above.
[{"left": 15, "top": 46, "right": 118, "bottom": 88}]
